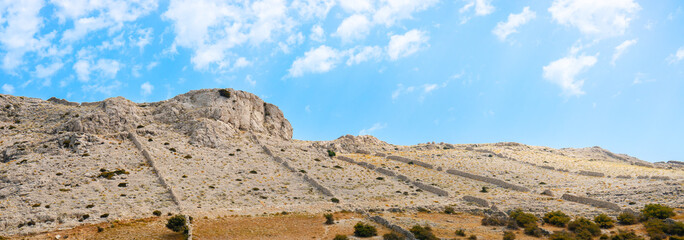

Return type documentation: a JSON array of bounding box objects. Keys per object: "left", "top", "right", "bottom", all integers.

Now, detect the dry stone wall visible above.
[
  {"left": 446, "top": 169, "right": 530, "bottom": 192},
  {"left": 462, "top": 196, "right": 489, "bottom": 207},
  {"left": 578, "top": 171, "right": 605, "bottom": 177},
  {"left": 369, "top": 215, "right": 416, "bottom": 240},
  {"left": 263, "top": 146, "right": 334, "bottom": 197},
  {"left": 560, "top": 194, "right": 621, "bottom": 211},
  {"left": 386, "top": 155, "right": 434, "bottom": 169}
]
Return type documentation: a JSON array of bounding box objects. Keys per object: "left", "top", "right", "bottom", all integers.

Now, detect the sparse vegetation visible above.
[
  {"left": 544, "top": 211, "right": 571, "bottom": 227},
  {"left": 480, "top": 186, "right": 489, "bottom": 193},
  {"left": 481, "top": 215, "right": 508, "bottom": 226},
  {"left": 333, "top": 235, "right": 349, "bottom": 240},
  {"left": 468, "top": 235, "right": 477, "bottom": 240},
  {"left": 444, "top": 206, "right": 455, "bottom": 214},
  {"left": 382, "top": 232, "right": 404, "bottom": 240},
  {"left": 455, "top": 229, "right": 466, "bottom": 236},
  {"left": 409, "top": 225, "right": 438, "bottom": 240},
  {"left": 617, "top": 212, "right": 639, "bottom": 225},
  {"left": 523, "top": 224, "right": 544, "bottom": 237},
  {"left": 642, "top": 204, "right": 675, "bottom": 219},
  {"left": 218, "top": 89, "right": 231, "bottom": 98},
  {"left": 509, "top": 209, "right": 538, "bottom": 227},
  {"left": 548, "top": 231, "right": 575, "bottom": 240},
  {"left": 503, "top": 231, "right": 516, "bottom": 240},
  {"left": 117, "top": 182, "right": 127, "bottom": 187},
  {"left": 328, "top": 149, "right": 336, "bottom": 157},
  {"left": 331, "top": 198, "right": 340, "bottom": 203},
  {"left": 324, "top": 213, "right": 334, "bottom": 224},
  {"left": 354, "top": 222, "right": 377, "bottom": 237},
  {"left": 594, "top": 214, "right": 615, "bottom": 228},
  {"left": 153, "top": 210, "right": 162, "bottom": 216},
  {"left": 98, "top": 169, "right": 129, "bottom": 179},
  {"left": 166, "top": 215, "right": 188, "bottom": 235},
  {"left": 567, "top": 217, "right": 601, "bottom": 238}
]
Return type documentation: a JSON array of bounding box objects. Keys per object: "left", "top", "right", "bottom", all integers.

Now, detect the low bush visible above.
[
  {"left": 524, "top": 224, "right": 544, "bottom": 237},
  {"left": 480, "top": 186, "right": 489, "bottom": 193},
  {"left": 509, "top": 209, "right": 538, "bottom": 227},
  {"left": 153, "top": 210, "right": 162, "bottom": 217},
  {"left": 409, "top": 225, "right": 438, "bottom": 240},
  {"left": 568, "top": 217, "right": 601, "bottom": 238},
  {"left": 444, "top": 206, "right": 455, "bottom": 214},
  {"left": 594, "top": 214, "right": 615, "bottom": 228},
  {"left": 328, "top": 150, "right": 336, "bottom": 157},
  {"left": 503, "top": 231, "right": 516, "bottom": 240},
  {"left": 617, "top": 212, "right": 639, "bottom": 225},
  {"left": 331, "top": 198, "right": 340, "bottom": 203},
  {"left": 468, "top": 235, "right": 477, "bottom": 240},
  {"left": 481, "top": 215, "right": 508, "bottom": 226},
  {"left": 218, "top": 89, "right": 231, "bottom": 98},
  {"left": 543, "top": 211, "right": 571, "bottom": 227},
  {"left": 382, "top": 232, "right": 404, "bottom": 240},
  {"left": 604, "top": 230, "right": 643, "bottom": 240},
  {"left": 166, "top": 215, "right": 188, "bottom": 234},
  {"left": 324, "top": 213, "right": 334, "bottom": 225},
  {"left": 642, "top": 204, "right": 675, "bottom": 219},
  {"left": 455, "top": 229, "right": 466, "bottom": 236},
  {"left": 354, "top": 222, "right": 377, "bottom": 237},
  {"left": 644, "top": 218, "right": 684, "bottom": 238},
  {"left": 333, "top": 235, "right": 348, "bottom": 240},
  {"left": 548, "top": 231, "right": 575, "bottom": 240}
]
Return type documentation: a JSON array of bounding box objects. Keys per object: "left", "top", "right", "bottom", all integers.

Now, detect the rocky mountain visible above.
[{"left": 0, "top": 89, "right": 682, "bottom": 238}]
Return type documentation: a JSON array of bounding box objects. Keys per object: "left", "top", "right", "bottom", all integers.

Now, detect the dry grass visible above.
[{"left": 10, "top": 217, "right": 184, "bottom": 240}]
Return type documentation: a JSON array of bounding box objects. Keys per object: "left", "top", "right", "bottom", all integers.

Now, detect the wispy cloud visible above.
[
  {"left": 359, "top": 122, "right": 387, "bottom": 135},
  {"left": 611, "top": 39, "right": 637, "bottom": 65}
]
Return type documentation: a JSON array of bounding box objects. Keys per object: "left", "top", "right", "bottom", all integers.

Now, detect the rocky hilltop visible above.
[{"left": 0, "top": 89, "right": 682, "bottom": 238}]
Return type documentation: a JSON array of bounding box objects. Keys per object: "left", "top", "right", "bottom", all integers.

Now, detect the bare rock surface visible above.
[{"left": 0, "top": 89, "right": 682, "bottom": 237}]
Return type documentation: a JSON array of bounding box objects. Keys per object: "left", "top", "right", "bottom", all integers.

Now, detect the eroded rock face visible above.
[
  {"left": 45, "top": 88, "right": 292, "bottom": 147},
  {"left": 318, "top": 134, "right": 392, "bottom": 153}
]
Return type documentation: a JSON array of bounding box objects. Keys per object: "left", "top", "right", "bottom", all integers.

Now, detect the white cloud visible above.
[
  {"left": 95, "top": 59, "right": 121, "bottom": 78},
  {"left": 245, "top": 74, "right": 256, "bottom": 86},
  {"left": 146, "top": 61, "right": 159, "bottom": 70},
  {"left": 55, "top": 0, "right": 159, "bottom": 42},
  {"left": 309, "top": 24, "right": 325, "bottom": 42},
  {"left": 459, "top": 0, "right": 495, "bottom": 23},
  {"left": 291, "top": 0, "right": 335, "bottom": 20},
  {"left": 667, "top": 47, "right": 684, "bottom": 64},
  {"left": 373, "top": 0, "right": 438, "bottom": 26},
  {"left": 2, "top": 84, "right": 15, "bottom": 94},
  {"left": 387, "top": 29, "right": 429, "bottom": 60},
  {"left": 542, "top": 54, "right": 597, "bottom": 96},
  {"left": 346, "top": 46, "right": 382, "bottom": 65},
  {"left": 548, "top": 0, "right": 640, "bottom": 38},
  {"left": 163, "top": 0, "right": 293, "bottom": 71},
  {"left": 0, "top": 0, "right": 48, "bottom": 71},
  {"left": 132, "top": 27, "right": 153, "bottom": 52},
  {"left": 140, "top": 81, "right": 153, "bottom": 96},
  {"left": 233, "top": 57, "right": 252, "bottom": 69},
  {"left": 611, "top": 39, "right": 637, "bottom": 65},
  {"left": 339, "top": 0, "right": 374, "bottom": 13},
  {"left": 391, "top": 83, "right": 415, "bottom": 100},
  {"left": 359, "top": 122, "right": 387, "bottom": 135},
  {"left": 335, "top": 14, "right": 371, "bottom": 43},
  {"left": 34, "top": 61, "right": 64, "bottom": 78},
  {"left": 73, "top": 60, "right": 90, "bottom": 82},
  {"left": 82, "top": 80, "right": 122, "bottom": 96},
  {"left": 492, "top": 7, "right": 536, "bottom": 41},
  {"left": 289, "top": 45, "right": 343, "bottom": 77}
]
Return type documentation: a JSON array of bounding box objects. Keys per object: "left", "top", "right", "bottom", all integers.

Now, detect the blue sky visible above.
[{"left": 0, "top": 0, "right": 682, "bottom": 162}]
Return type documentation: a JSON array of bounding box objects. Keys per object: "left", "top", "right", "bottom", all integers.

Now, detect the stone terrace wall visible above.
[
  {"left": 446, "top": 169, "right": 530, "bottom": 192},
  {"left": 369, "top": 215, "right": 417, "bottom": 240},
  {"left": 264, "top": 147, "right": 334, "bottom": 197},
  {"left": 336, "top": 156, "right": 448, "bottom": 197},
  {"left": 578, "top": 171, "right": 605, "bottom": 177},
  {"left": 386, "top": 155, "right": 434, "bottom": 169},
  {"left": 561, "top": 194, "right": 621, "bottom": 211},
  {"left": 462, "top": 196, "right": 489, "bottom": 207}
]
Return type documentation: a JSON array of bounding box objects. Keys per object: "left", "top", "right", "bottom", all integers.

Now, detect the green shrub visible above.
[
  {"left": 333, "top": 235, "right": 349, "bottom": 240},
  {"left": 481, "top": 215, "right": 508, "bottom": 226},
  {"left": 544, "top": 211, "right": 571, "bottom": 227},
  {"left": 328, "top": 150, "right": 336, "bottom": 157},
  {"left": 503, "top": 231, "right": 516, "bottom": 240},
  {"left": 100, "top": 213, "right": 109, "bottom": 218},
  {"left": 382, "top": 232, "right": 404, "bottom": 240},
  {"left": 509, "top": 209, "right": 538, "bottom": 227},
  {"left": 644, "top": 218, "right": 684, "bottom": 238},
  {"left": 480, "top": 186, "right": 489, "bottom": 193},
  {"left": 617, "top": 212, "right": 639, "bottom": 225},
  {"left": 331, "top": 198, "right": 340, "bottom": 203},
  {"left": 324, "top": 213, "right": 334, "bottom": 225},
  {"left": 218, "top": 89, "right": 231, "bottom": 98},
  {"left": 444, "top": 206, "right": 455, "bottom": 214},
  {"left": 409, "top": 225, "right": 438, "bottom": 240},
  {"left": 506, "top": 219, "right": 520, "bottom": 230},
  {"left": 166, "top": 215, "right": 188, "bottom": 234},
  {"left": 468, "top": 235, "right": 477, "bottom": 240},
  {"left": 605, "top": 230, "right": 643, "bottom": 240},
  {"left": 642, "top": 204, "right": 675, "bottom": 219},
  {"left": 524, "top": 224, "right": 544, "bottom": 237},
  {"left": 568, "top": 217, "right": 601, "bottom": 237},
  {"left": 455, "top": 229, "right": 466, "bottom": 236},
  {"left": 354, "top": 222, "right": 377, "bottom": 237},
  {"left": 548, "top": 231, "right": 575, "bottom": 240},
  {"left": 594, "top": 214, "right": 615, "bottom": 228},
  {"left": 153, "top": 210, "right": 162, "bottom": 217},
  {"left": 97, "top": 226, "right": 104, "bottom": 232}
]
